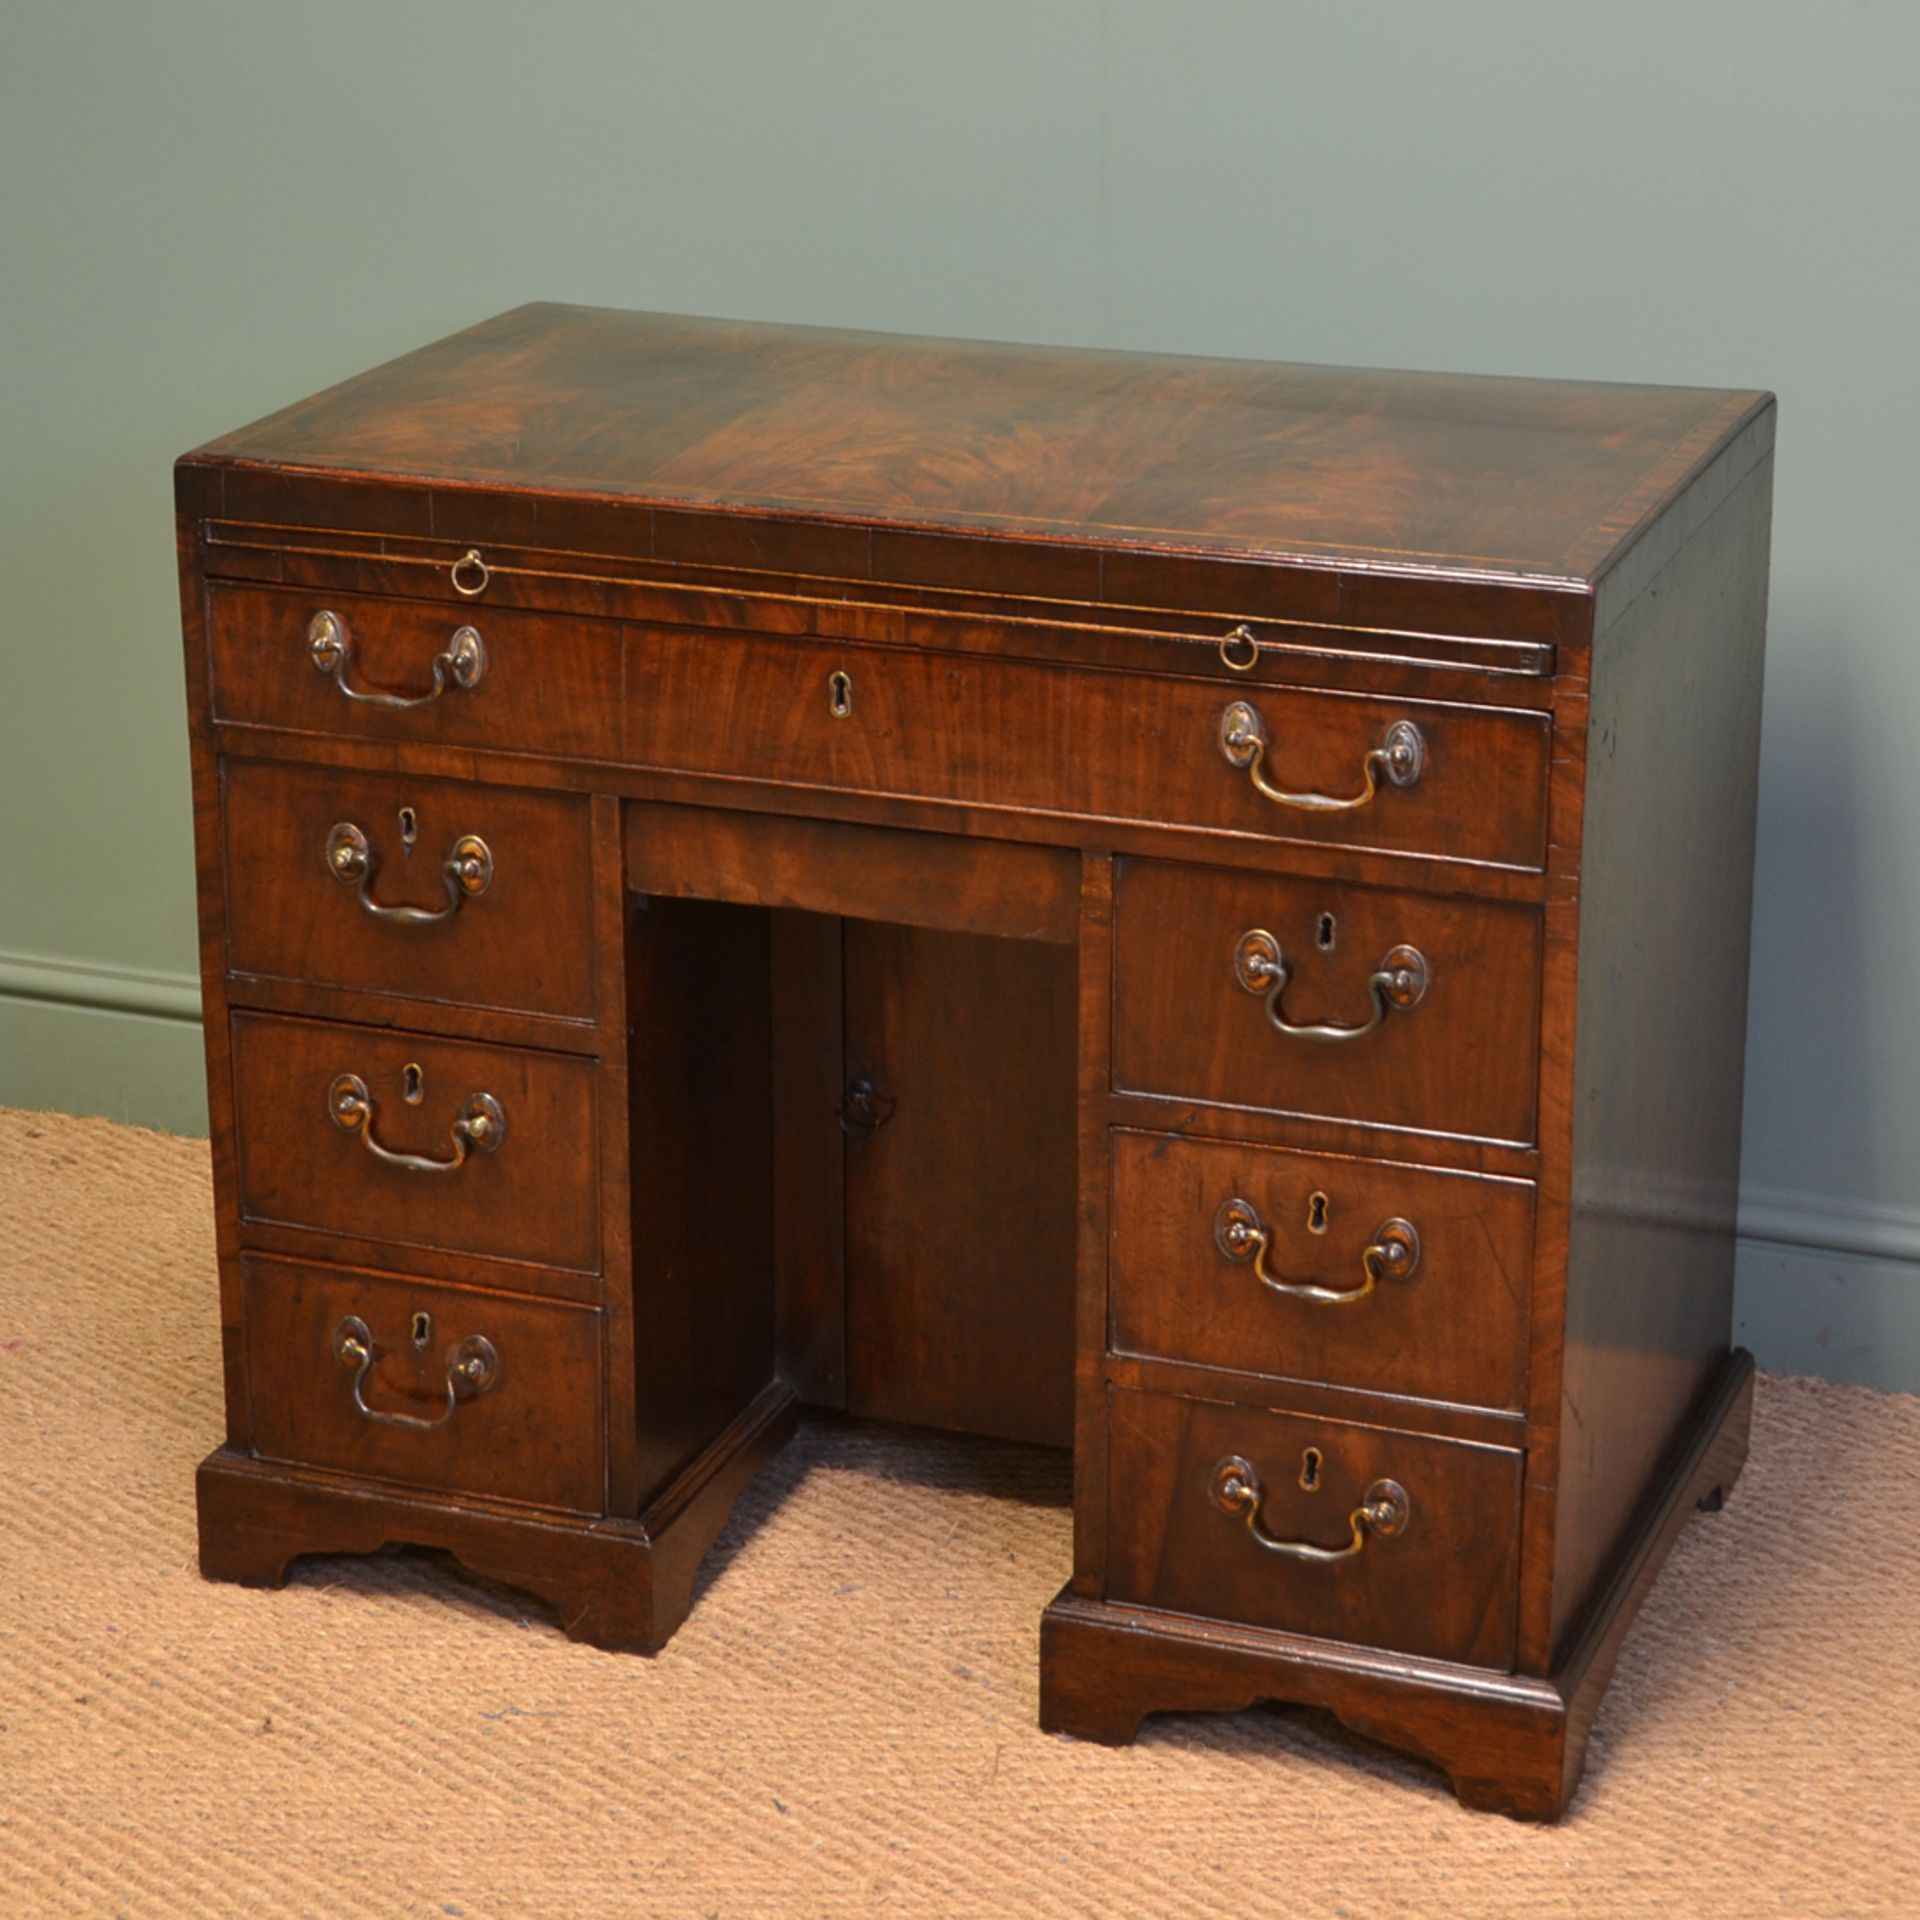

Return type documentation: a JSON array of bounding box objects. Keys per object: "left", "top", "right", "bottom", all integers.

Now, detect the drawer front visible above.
[
  {"left": 1113, "top": 858, "right": 1543, "bottom": 1144},
  {"left": 243, "top": 1255, "right": 604, "bottom": 1513},
  {"left": 222, "top": 759, "right": 596, "bottom": 1019},
  {"left": 231, "top": 1012, "right": 600, "bottom": 1273},
  {"left": 207, "top": 584, "right": 623, "bottom": 759},
  {"left": 624, "top": 626, "right": 1549, "bottom": 866},
  {"left": 1110, "top": 1132, "right": 1533, "bottom": 1411},
  {"left": 207, "top": 577, "right": 1547, "bottom": 867},
  {"left": 1105, "top": 1387, "right": 1521, "bottom": 1668}
]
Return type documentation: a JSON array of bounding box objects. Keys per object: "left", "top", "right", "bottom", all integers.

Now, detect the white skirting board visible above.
[{"left": 0, "top": 953, "right": 207, "bottom": 1136}]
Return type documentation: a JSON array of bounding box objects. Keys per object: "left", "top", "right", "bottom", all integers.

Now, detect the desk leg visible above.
[
  {"left": 1039, "top": 1350, "right": 1754, "bottom": 1819},
  {"left": 196, "top": 1379, "right": 796, "bottom": 1653}
]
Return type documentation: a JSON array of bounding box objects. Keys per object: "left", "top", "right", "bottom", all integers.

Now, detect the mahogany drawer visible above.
[
  {"left": 206, "top": 583, "right": 623, "bottom": 760},
  {"left": 1105, "top": 1386, "right": 1522, "bottom": 1668},
  {"left": 1110, "top": 1131, "right": 1533, "bottom": 1412},
  {"left": 1113, "top": 858, "right": 1543, "bottom": 1145},
  {"left": 205, "top": 579, "right": 1547, "bottom": 867},
  {"left": 230, "top": 1012, "right": 600, "bottom": 1273},
  {"left": 621, "top": 624, "right": 1550, "bottom": 867},
  {"left": 242, "top": 1255, "right": 604, "bottom": 1513},
  {"left": 222, "top": 759, "right": 596, "bottom": 1019}
]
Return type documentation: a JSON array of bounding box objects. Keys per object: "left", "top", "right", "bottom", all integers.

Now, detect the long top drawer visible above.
[{"left": 207, "top": 583, "right": 1552, "bottom": 867}]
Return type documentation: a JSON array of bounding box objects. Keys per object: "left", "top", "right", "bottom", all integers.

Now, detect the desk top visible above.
[{"left": 188, "top": 304, "right": 1769, "bottom": 594}]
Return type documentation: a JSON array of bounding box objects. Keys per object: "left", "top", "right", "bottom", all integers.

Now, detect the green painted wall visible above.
[{"left": 4, "top": 2, "right": 1917, "bottom": 1387}]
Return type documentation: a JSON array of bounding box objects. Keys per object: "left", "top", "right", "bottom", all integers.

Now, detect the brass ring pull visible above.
[
  {"left": 330, "top": 1315, "right": 499, "bottom": 1431},
  {"left": 324, "top": 823, "right": 494, "bottom": 923},
  {"left": 1234, "top": 929, "right": 1429, "bottom": 1042},
  {"left": 1214, "top": 1198, "right": 1420, "bottom": 1304},
  {"left": 1210, "top": 1456, "right": 1410, "bottom": 1562},
  {"left": 1220, "top": 701, "right": 1425, "bottom": 812},
  {"left": 307, "top": 609, "right": 487, "bottom": 709},
  {"left": 450, "top": 548, "right": 491, "bottom": 597},
  {"left": 327, "top": 1073, "right": 506, "bottom": 1173},
  {"left": 1219, "top": 624, "right": 1261, "bottom": 672}
]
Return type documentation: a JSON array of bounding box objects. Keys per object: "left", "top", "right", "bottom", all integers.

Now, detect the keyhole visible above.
[
  {"left": 410, "top": 1311, "right": 433, "bottom": 1348},
  {"left": 1316, "top": 912, "right": 1337, "bottom": 951},
  {"left": 402, "top": 1062, "right": 425, "bottom": 1105},
  {"left": 1307, "top": 1190, "right": 1330, "bottom": 1235},
  {"left": 1299, "top": 1447, "right": 1323, "bottom": 1492},
  {"left": 398, "top": 806, "right": 419, "bottom": 852},
  {"left": 828, "top": 670, "right": 854, "bottom": 719}
]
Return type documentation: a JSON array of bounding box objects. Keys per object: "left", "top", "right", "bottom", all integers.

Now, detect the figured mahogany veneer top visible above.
[{"left": 188, "top": 303, "right": 1769, "bottom": 588}]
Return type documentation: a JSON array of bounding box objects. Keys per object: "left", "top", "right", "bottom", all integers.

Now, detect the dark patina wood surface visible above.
[{"left": 177, "top": 304, "right": 1773, "bottom": 1819}]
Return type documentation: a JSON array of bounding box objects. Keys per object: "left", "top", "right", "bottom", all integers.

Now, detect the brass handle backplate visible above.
[
  {"left": 325, "top": 822, "right": 494, "bottom": 924},
  {"left": 330, "top": 1314, "right": 499, "bottom": 1431},
  {"left": 327, "top": 1073, "right": 506, "bottom": 1173},
  {"left": 1234, "top": 928, "right": 1429, "bottom": 1041},
  {"left": 307, "top": 609, "right": 487, "bottom": 709},
  {"left": 1210, "top": 1456, "right": 1410, "bottom": 1562},
  {"left": 1213, "top": 1198, "right": 1420, "bottom": 1304},
  {"left": 1220, "top": 700, "right": 1425, "bottom": 812}
]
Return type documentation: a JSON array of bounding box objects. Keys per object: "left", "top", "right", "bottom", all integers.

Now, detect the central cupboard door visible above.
[{"left": 841, "top": 923, "right": 1079, "bottom": 1449}]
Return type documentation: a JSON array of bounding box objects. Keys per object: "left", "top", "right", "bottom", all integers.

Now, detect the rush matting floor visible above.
[{"left": 1, "top": 1105, "right": 1914, "bottom": 1918}]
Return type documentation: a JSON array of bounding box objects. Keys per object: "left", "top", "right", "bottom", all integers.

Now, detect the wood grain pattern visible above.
[
  {"left": 212, "top": 582, "right": 1550, "bottom": 867},
  {"left": 590, "top": 793, "right": 642, "bottom": 1515},
  {"left": 197, "top": 1377, "right": 797, "bottom": 1655},
  {"left": 1109, "top": 1130, "right": 1534, "bottom": 1412},
  {"left": 187, "top": 303, "right": 1764, "bottom": 584},
  {"left": 624, "top": 801, "right": 1079, "bottom": 944},
  {"left": 208, "top": 583, "right": 624, "bottom": 761},
  {"left": 177, "top": 516, "right": 251, "bottom": 1450},
  {"left": 1547, "top": 455, "right": 1774, "bottom": 1656},
  {"left": 1103, "top": 1387, "right": 1522, "bottom": 1668},
  {"left": 843, "top": 925, "right": 1079, "bottom": 1448},
  {"left": 242, "top": 1254, "right": 604, "bottom": 1513},
  {"left": 1043, "top": 1351, "right": 1754, "bottom": 1818},
  {"left": 617, "top": 621, "right": 1553, "bottom": 869},
  {"left": 200, "top": 517, "right": 1563, "bottom": 683},
  {"left": 769, "top": 909, "right": 849, "bottom": 1409},
  {"left": 1112, "top": 858, "right": 1544, "bottom": 1144},
  {"left": 1100, "top": 1352, "right": 1522, "bottom": 1449},
  {"left": 176, "top": 307, "right": 1775, "bottom": 1821},
  {"left": 229, "top": 1011, "right": 601, "bottom": 1275},
  {"left": 1070, "top": 855, "right": 1118, "bottom": 1597},
  {"left": 207, "top": 711, "right": 1560, "bottom": 903},
  {"left": 623, "top": 894, "right": 779, "bottom": 1509},
  {"left": 222, "top": 758, "right": 597, "bottom": 1019}
]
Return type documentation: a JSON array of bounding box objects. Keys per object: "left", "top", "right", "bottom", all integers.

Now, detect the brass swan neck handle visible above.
[
  {"left": 1210, "top": 1456, "right": 1410, "bottom": 1563},
  {"left": 307, "top": 609, "right": 487, "bottom": 710},
  {"left": 1219, "top": 700, "right": 1425, "bottom": 812}
]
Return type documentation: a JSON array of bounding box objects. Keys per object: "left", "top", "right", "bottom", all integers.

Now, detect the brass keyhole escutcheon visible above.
[
  {"left": 1307, "top": 1190, "right": 1330, "bottom": 1234},
  {"left": 398, "top": 806, "right": 419, "bottom": 851},
  {"left": 1299, "top": 1447, "right": 1323, "bottom": 1492},
  {"left": 828, "top": 669, "right": 854, "bottom": 719},
  {"left": 410, "top": 1311, "right": 433, "bottom": 1348},
  {"left": 402, "top": 1062, "right": 425, "bottom": 1105}
]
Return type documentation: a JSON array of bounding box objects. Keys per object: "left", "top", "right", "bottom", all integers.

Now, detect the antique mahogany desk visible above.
[{"left": 175, "top": 305, "right": 1773, "bottom": 1818}]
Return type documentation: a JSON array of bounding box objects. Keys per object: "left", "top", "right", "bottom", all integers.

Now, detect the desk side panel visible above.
[
  {"left": 175, "top": 511, "right": 248, "bottom": 1448},
  {"left": 1549, "top": 444, "right": 1774, "bottom": 1657},
  {"left": 624, "top": 890, "right": 779, "bottom": 1509}
]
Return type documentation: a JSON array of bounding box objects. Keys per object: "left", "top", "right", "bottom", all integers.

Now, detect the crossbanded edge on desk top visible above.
[{"left": 183, "top": 303, "right": 1770, "bottom": 593}]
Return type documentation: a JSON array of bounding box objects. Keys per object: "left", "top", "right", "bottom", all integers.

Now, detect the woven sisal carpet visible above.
[{"left": 1, "top": 1106, "right": 1915, "bottom": 1917}]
